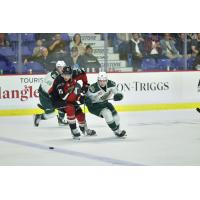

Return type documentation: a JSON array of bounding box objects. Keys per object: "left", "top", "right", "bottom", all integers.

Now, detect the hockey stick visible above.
[
  {"left": 83, "top": 96, "right": 86, "bottom": 114},
  {"left": 37, "top": 103, "right": 82, "bottom": 111},
  {"left": 37, "top": 96, "right": 116, "bottom": 111}
]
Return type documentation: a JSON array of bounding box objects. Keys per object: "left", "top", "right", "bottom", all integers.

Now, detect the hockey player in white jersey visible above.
[
  {"left": 34, "top": 60, "right": 68, "bottom": 126},
  {"left": 85, "top": 72, "right": 126, "bottom": 137}
]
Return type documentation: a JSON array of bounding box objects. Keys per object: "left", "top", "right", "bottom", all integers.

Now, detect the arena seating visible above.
[
  {"left": 23, "top": 61, "right": 45, "bottom": 73},
  {"left": 0, "top": 33, "right": 198, "bottom": 74},
  {"left": 141, "top": 58, "right": 157, "bottom": 70},
  {"left": 156, "top": 58, "right": 171, "bottom": 70},
  {"left": 0, "top": 47, "right": 15, "bottom": 56},
  {"left": 171, "top": 57, "right": 185, "bottom": 70}
]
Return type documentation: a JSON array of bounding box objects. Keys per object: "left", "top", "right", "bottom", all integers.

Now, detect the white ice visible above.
[{"left": 0, "top": 109, "right": 200, "bottom": 166}]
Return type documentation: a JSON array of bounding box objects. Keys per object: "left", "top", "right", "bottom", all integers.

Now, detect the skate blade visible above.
[
  {"left": 73, "top": 136, "right": 80, "bottom": 140},
  {"left": 81, "top": 133, "right": 97, "bottom": 137},
  {"left": 84, "top": 134, "right": 97, "bottom": 137},
  {"left": 115, "top": 134, "right": 127, "bottom": 139}
]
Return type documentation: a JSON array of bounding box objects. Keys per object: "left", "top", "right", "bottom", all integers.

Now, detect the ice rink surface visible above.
[{"left": 0, "top": 109, "right": 200, "bottom": 166}]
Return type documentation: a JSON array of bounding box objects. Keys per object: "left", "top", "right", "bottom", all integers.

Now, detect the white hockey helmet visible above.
[
  {"left": 97, "top": 71, "right": 108, "bottom": 81},
  {"left": 56, "top": 60, "right": 66, "bottom": 68}
]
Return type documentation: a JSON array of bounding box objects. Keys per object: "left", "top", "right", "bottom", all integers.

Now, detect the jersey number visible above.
[{"left": 58, "top": 89, "right": 63, "bottom": 94}]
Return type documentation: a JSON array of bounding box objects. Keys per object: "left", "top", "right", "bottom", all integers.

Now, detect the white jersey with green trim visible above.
[
  {"left": 41, "top": 70, "right": 59, "bottom": 94},
  {"left": 86, "top": 80, "right": 120, "bottom": 103}
]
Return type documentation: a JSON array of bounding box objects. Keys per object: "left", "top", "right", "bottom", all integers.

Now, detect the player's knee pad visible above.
[
  {"left": 106, "top": 102, "right": 117, "bottom": 116},
  {"left": 100, "top": 108, "right": 114, "bottom": 124}
]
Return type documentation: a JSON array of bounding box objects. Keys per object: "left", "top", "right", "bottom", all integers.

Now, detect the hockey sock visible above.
[
  {"left": 69, "top": 122, "right": 77, "bottom": 132},
  {"left": 79, "top": 123, "right": 85, "bottom": 132},
  {"left": 107, "top": 121, "right": 119, "bottom": 131}
]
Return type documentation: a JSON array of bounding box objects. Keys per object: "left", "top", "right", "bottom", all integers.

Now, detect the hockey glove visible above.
[
  {"left": 113, "top": 93, "right": 123, "bottom": 101},
  {"left": 81, "top": 84, "right": 90, "bottom": 94}
]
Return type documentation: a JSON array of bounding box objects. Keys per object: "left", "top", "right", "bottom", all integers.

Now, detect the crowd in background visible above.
[
  {"left": 108, "top": 33, "right": 200, "bottom": 71},
  {"left": 0, "top": 33, "right": 101, "bottom": 74},
  {"left": 0, "top": 33, "right": 200, "bottom": 74}
]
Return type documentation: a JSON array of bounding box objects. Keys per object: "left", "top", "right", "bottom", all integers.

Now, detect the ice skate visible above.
[
  {"left": 85, "top": 128, "right": 97, "bottom": 136},
  {"left": 114, "top": 130, "right": 127, "bottom": 138},
  {"left": 71, "top": 129, "right": 81, "bottom": 140},
  {"left": 33, "top": 114, "right": 42, "bottom": 127},
  {"left": 80, "top": 125, "right": 96, "bottom": 136},
  {"left": 57, "top": 116, "right": 68, "bottom": 126}
]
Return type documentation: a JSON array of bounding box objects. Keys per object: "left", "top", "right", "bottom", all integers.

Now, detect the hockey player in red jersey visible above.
[{"left": 50, "top": 66, "right": 96, "bottom": 139}]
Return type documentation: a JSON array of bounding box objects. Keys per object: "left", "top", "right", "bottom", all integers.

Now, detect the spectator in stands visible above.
[
  {"left": 23, "top": 47, "right": 51, "bottom": 71},
  {"left": 65, "top": 46, "right": 82, "bottom": 68},
  {"left": 192, "top": 51, "right": 200, "bottom": 70},
  {"left": 48, "top": 33, "right": 66, "bottom": 55},
  {"left": 80, "top": 45, "right": 101, "bottom": 72},
  {"left": 35, "top": 33, "right": 54, "bottom": 46},
  {"left": 144, "top": 33, "right": 162, "bottom": 61},
  {"left": 191, "top": 33, "right": 200, "bottom": 56},
  {"left": 32, "top": 40, "right": 46, "bottom": 57},
  {"left": 128, "top": 33, "right": 145, "bottom": 71},
  {"left": 175, "top": 33, "right": 192, "bottom": 57},
  {"left": 0, "top": 33, "right": 5, "bottom": 46},
  {"left": 160, "top": 33, "right": 180, "bottom": 59},
  {"left": 71, "top": 33, "right": 85, "bottom": 56},
  {"left": 188, "top": 33, "right": 197, "bottom": 40},
  {"left": 24, "top": 45, "right": 48, "bottom": 64},
  {"left": 0, "top": 33, "right": 9, "bottom": 47},
  {"left": 47, "top": 33, "right": 68, "bottom": 66}
]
